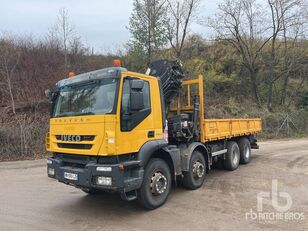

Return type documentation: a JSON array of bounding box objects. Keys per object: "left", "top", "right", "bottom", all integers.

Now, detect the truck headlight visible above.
[
  {"left": 48, "top": 167, "right": 55, "bottom": 176},
  {"left": 47, "top": 159, "right": 52, "bottom": 165},
  {"left": 96, "top": 176, "right": 112, "bottom": 186},
  {"left": 96, "top": 166, "right": 112, "bottom": 172}
]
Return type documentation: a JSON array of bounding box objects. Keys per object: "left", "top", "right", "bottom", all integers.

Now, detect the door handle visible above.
[{"left": 148, "top": 130, "right": 155, "bottom": 138}]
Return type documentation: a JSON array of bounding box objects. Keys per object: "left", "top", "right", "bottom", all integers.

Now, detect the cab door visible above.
[{"left": 116, "top": 76, "right": 156, "bottom": 155}]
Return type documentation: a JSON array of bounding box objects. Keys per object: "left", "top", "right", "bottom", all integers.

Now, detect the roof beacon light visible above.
[
  {"left": 68, "top": 72, "right": 76, "bottom": 78},
  {"left": 113, "top": 59, "right": 122, "bottom": 67}
]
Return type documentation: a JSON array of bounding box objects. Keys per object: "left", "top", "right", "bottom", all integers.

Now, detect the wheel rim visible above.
[
  {"left": 150, "top": 171, "right": 168, "bottom": 195},
  {"left": 232, "top": 150, "right": 239, "bottom": 165},
  {"left": 245, "top": 146, "right": 250, "bottom": 158},
  {"left": 192, "top": 160, "right": 205, "bottom": 179}
]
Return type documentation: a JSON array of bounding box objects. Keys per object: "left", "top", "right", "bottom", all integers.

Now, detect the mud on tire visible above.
[
  {"left": 238, "top": 137, "right": 251, "bottom": 164},
  {"left": 182, "top": 150, "right": 206, "bottom": 190},
  {"left": 223, "top": 141, "right": 240, "bottom": 171},
  {"left": 137, "top": 158, "right": 171, "bottom": 210}
]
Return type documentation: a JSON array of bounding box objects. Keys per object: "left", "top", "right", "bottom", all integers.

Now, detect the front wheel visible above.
[
  {"left": 137, "top": 158, "right": 171, "bottom": 210},
  {"left": 183, "top": 150, "right": 206, "bottom": 190}
]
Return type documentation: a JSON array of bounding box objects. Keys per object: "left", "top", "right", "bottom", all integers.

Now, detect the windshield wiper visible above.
[
  {"left": 74, "top": 112, "right": 95, "bottom": 116},
  {"left": 54, "top": 112, "right": 95, "bottom": 118},
  {"left": 54, "top": 112, "right": 74, "bottom": 118}
]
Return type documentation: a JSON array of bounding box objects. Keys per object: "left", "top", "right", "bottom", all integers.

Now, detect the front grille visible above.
[
  {"left": 58, "top": 143, "right": 92, "bottom": 149},
  {"left": 54, "top": 153, "right": 94, "bottom": 168},
  {"left": 55, "top": 135, "right": 95, "bottom": 141},
  {"left": 63, "top": 161, "right": 86, "bottom": 168}
]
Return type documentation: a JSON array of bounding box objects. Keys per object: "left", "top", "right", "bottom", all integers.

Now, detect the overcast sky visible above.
[{"left": 0, "top": 0, "right": 219, "bottom": 53}]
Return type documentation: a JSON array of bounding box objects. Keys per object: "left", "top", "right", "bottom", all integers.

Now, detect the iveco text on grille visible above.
[{"left": 60, "top": 135, "right": 81, "bottom": 142}]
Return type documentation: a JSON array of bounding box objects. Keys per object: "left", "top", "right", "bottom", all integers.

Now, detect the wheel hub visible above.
[
  {"left": 150, "top": 172, "right": 167, "bottom": 195},
  {"left": 232, "top": 150, "right": 239, "bottom": 165},
  {"left": 245, "top": 147, "right": 250, "bottom": 158},
  {"left": 192, "top": 161, "right": 205, "bottom": 179}
]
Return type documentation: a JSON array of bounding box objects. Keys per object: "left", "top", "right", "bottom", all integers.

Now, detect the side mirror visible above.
[
  {"left": 131, "top": 79, "right": 144, "bottom": 91},
  {"left": 130, "top": 91, "right": 144, "bottom": 111},
  {"left": 45, "top": 89, "right": 52, "bottom": 98},
  {"left": 129, "top": 79, "right": 145, "bottom": 111},
  {"left": 45, "top": 89, "right": 55, "bottom": 101}
]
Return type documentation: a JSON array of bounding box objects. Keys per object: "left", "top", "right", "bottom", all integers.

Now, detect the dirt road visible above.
[{"left": 0, "top": 139, "right": 307, "bottom": 231}]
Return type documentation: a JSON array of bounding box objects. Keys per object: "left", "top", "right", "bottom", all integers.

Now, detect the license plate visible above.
[{"left": 64, "top": 172, "right": 78, "bottom": 181}]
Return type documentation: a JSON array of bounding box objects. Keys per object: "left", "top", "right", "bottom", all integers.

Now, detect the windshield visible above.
[{"left": 53, "top": 78, "right": 119, "bottom": 118}]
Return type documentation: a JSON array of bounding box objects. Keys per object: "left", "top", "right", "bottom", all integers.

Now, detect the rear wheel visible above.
[
  {"left": 137, "top": 158, "right": 171, "bottom": 210},
  {"left": 183, "top": 150, "right": 206, "bottom": 190},
  {"left": 223, "top": 141, "right": 240, "bottom": 171},
  {"left": 238, "top": 137, "right": 251, "bottom": 164}
]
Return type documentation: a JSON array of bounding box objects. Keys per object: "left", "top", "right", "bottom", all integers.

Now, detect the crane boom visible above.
[{"left": 147, "top": 60, "right": 184, "bottom": 106}]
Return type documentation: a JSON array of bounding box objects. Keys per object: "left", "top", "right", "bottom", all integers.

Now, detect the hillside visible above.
[{"left": 0, "top": 35, "right": 307, "bottom": 161}]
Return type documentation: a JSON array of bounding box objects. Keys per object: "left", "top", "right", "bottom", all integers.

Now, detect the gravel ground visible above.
[{"left": 0, "top": 138, "right": 307, "bottom": 231}]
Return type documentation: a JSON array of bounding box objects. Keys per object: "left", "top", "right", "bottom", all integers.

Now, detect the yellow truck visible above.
[{"left": 46, "top": 60, "right": 261, "bottom": 209}]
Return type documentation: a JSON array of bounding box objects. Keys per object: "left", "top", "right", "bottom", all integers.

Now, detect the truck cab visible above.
[{"left": 47, "top": 67, "right": 165, "bottom": 157}]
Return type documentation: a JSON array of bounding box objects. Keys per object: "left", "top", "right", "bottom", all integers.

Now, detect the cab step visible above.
[{"left": 120, "top": 190, "right": 137, "bottom": 201}]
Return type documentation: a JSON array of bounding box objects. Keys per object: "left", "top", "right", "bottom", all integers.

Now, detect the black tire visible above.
[
  {"left": 238, "top": 137, "right": 251, "bottom": 164},
  {"left": 81, "top": 188, "right": 103, "bottom": 194},
  {"left": 223, "top": 141, "right": 240, "bottom": 171},
  {"left": 137, "top": 158, "right": 171, "bottom": 210},
  {"left": 183, "top": 150, "right": 206, "bottom": 190}
]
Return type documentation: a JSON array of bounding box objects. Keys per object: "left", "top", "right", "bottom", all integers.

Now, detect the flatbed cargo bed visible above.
[
  {"left": 170, "top": 75, "right": 262, "bottom": 142},
  {"left": 202, "top": 118, "right": 262, "bottom": 142}
]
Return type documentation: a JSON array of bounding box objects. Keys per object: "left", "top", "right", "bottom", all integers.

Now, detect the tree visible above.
[
  {"left": 266, "top": 0, "right": 303, "bottom": 110},
  {"left": 279, "top": 0, "right": 305, "bottom": 105},
  {"left": 0, "top": 37, "right": 20, "bottom": 114},
  {"left": 166, "top": 0, "right": 201, "bottom": 59},
  {"left": 54, "top": 7, "right": 74, "bottom": 73},
  {"left": 128, "top": 0, "right": 169, "bottom": 62},
  {"left": 207, "top": 0, "right": 272, "bottom": 106}
]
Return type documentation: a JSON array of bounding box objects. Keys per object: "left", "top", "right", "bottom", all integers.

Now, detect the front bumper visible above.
[{"left": 47, "top": 156, "right": 144, "bottom": 195}]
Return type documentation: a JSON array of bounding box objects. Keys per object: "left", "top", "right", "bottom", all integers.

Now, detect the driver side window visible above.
[
  {"left": 121, "top": 79, "right": 130, "bottom": 115},
  {"left": 121, "top": 78, "right": 151, "bottom": 131}
]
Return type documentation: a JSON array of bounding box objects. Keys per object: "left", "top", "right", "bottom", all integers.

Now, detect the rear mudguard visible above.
[{"left": 180, "top": 142, "right": 210, "bottom": 173}]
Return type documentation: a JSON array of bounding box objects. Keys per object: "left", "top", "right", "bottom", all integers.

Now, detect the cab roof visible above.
[
  {"left": 56, "top": 67, "right": 127, "bottom": 88},
  {"left": 122, "top": 71, "right": 158, "bottom": 81}
]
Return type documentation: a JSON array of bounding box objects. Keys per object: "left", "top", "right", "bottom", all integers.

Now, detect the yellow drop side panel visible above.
[{"left": 202, "top": 118, "right": 262, "bottom": 142}]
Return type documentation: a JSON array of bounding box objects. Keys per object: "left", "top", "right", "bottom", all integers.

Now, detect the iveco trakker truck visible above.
[{"left": 46, "top": 60, "right": 261, "bottom": 209}]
